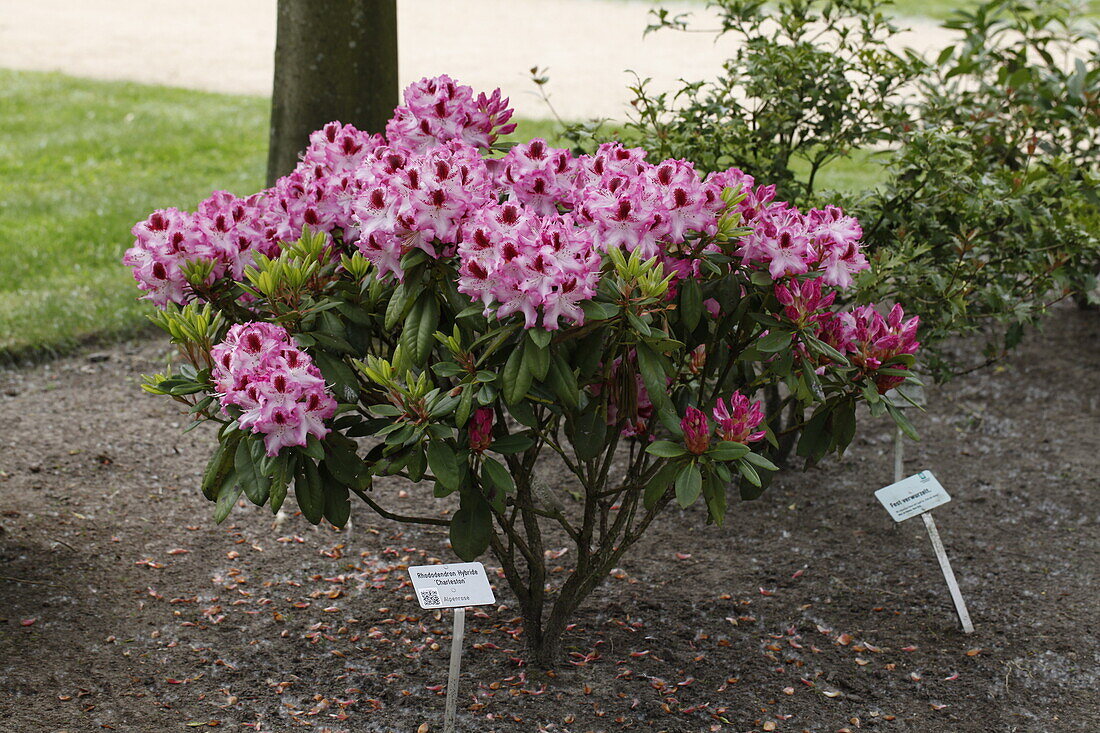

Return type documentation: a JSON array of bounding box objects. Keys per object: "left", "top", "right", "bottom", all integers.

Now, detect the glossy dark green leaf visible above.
[
  {"left": 426, "top": 441, "right": 461, "bottom": 490},
  {"left": 500, "top": 344, "right": 533, "bottom": 405},
  {"left": 450, "top": 497, "right": 492, "bottom": 561},
  {"left": 680, "top": 277, "right": 703, "bottom": 331},
  {"left": 296, "top": 461, "right": 325, "bottom": 525},
  {"left": 643, "top": 461, "right": 680, "bottom": 510},
  {"left": 675, "top": 462, "right": 702, "bottom": 508},
  {"left": 646, "top": 440, "right": 687, "bottom": 458},
  {"left": 202, "top": 432, "right": 240, "bottom": 501},
  {"left": 213, "top": 478, "right": 242, "bottom": 524}
]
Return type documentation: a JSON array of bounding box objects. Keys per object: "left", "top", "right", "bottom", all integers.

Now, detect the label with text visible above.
[
  {"left": 408, "top": 562, "right": 496, "bottom": 609},
  {"left": 875, "top": 471, "right": 951, "bottom": 522}
]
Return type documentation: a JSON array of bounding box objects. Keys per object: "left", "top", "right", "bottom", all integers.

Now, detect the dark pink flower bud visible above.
[
  {"left": 681, "top": 407, "right": 711, "bottom": 455},
  {"left": 469, "top": 408, "right": 494, "bottom": 453}
]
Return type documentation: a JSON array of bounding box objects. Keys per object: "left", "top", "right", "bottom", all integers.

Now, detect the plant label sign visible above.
[
  {"left": 875, "top": 470, "right": 951, "bottom": 522},
  {"left": 409, "top": 562, "right": 496, "bottom": 610}
]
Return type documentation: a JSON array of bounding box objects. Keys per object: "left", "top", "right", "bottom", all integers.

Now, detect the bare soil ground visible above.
[{"left": 0, "top": 306, "right": 1097, "bottom": 732}]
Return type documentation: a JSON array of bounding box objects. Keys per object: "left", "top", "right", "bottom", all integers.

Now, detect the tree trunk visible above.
[{"left": 266, "top": 0, "right": 399, "bottom": 185}]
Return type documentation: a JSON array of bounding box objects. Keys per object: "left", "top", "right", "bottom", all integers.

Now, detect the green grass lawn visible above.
[
  {"left": 0, "top": 70, "right": 269, "bottom": 362},
  {"left": 0, "top": 69, "right": 877, "bottom": 362}
]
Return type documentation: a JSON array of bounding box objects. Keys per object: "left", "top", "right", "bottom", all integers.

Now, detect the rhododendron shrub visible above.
[{"left": 130, "top": 75, "right": 920, "bottom": 665}]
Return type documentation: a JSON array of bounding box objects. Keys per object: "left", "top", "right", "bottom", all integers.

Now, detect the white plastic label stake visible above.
[
  {"left": 409, "top": 562, "right": 496, "bottom": 609},
  {"left": 443, "top": 607, "right": 465, "bottom": 733},
  {"left": 875, "top": 470, "right": 951, "bottom": 522},
  {"left": 877, "top": 464, "right": 974, "bottom": 634},
  {"left": 409, "top": 563, "right": 496, "bottom": 731}
]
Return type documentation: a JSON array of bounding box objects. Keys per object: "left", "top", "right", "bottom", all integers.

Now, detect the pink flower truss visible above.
[
  {"left": 210, "top": 323, "right": 337, "bottom": 456},
  {"left": 456, "top": 204, "right": 601, "bottom": 330},
  {"left": 494, "top": 138, "right": 577, "bottom": 215},
  {"left": 817, "top": 304, "right": 920, "bottom": 393},
  {"left": 712, "top": 392, "right": 766, "bottom": 444},
  {"left": 124, "top": 191, "right": 270, "bottom": 307},
  {"left": 774, "top": 278, "right": 836, "bottom": 329},
  {"left": 352, "top": 140, "right": 494, "bottom": 276},
  {"left": 386, "top": 75, "right": 516, "bottom": 152},
  {"left": 733, "top": 183, "right": 868, "bottom": 288}
]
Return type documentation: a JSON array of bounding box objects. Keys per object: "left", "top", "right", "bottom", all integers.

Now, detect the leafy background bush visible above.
[{"left": 558, "top": 0, "right": 1100, "bottom": 378}]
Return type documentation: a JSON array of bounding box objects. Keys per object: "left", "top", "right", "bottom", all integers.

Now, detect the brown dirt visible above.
[{"left": 0, "top": 306, "right": 1097, "bottom": 732}]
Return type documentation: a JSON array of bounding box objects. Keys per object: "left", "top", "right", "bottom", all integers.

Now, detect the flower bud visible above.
[{"left": 681, "top": 407, "right": 711, "bottom": 455}]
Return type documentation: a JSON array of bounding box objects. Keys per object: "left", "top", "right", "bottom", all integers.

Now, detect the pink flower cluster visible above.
[
  {"left": 386, "top": 74, "right": 516, "bottom": 152},
  {"left": 775, "top": 278, "right": 836, "bottom": 329},
  {"left": 681, "top": 391, "right": 767, "bottom": 454},
  {"left": 713, "top": 393, "right": 767, "bottom": 444},
  {"left": 732, "top": 177, "right": 869, "bottom": 288},
  {"left": 211, "top": 323, "right": 337, "bottom": 456},
  {"left": 819, "top": 304, "right": 921, "bottom": 393},
  {"left": 124, "top": 192, "right": 275, "bottom": 307},
  {"left": 456, "top": 203, "right": 601, "bottom": 330},
  {"left": 494, "top": 138, "right": 577, "bottom": 216},
  {"left": 353, "top": 139, "right": 494, "bottom": 277},
  {"left": 125, "top": 73, "right": 878, "bottom": 346},
  {"left": 571, "top": 148, "right": 725, "bottom": 259}
]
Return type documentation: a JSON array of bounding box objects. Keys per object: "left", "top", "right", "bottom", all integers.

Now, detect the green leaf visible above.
[
  {"left": 833, "top": 398, "right": 857, "bottom": 453},
  {"left": 742, "top": 451, "right": 779, "bottom": 472},
  {"left": 324, "top": 440, "right": 364, "bottom": 486},
  {"left": 581, "top": 300, "right": 619, "bottom": 321},
  {"left": 524, "top": 337, "right": 550, "bottom": 381},
  {"left": 756, "top": 329, "right": 792, "bottom": 353},
  {"left": 738, "top": 460, "right": 773, "bottom": 501},
  {"left": 406, "top": 445, "right": 427, "bottom": 482},
  {"left": 321, "top": 469, "right": 351, "bottom": 528},
  {"left": 201, "top": 432, "right": 240, "bottom": 501},
  {"left": 295, "top": 461, "right": 325, "bottom": 525},
  {"left": 709, "top": 441, "right": 750, "bottom": 461},
  {"left": 643, "top": 461, "right": 680, "bottom": 510},
  {"left": 736, "top": 459, "right": 761, "bottom": 488},
  {"left": 675, "top": 462, "right": 702, "bottom": 508},
  {"left": 796, "top": 405, "right": 832, "bottom": 462},
  {"left": 703, "top": 471, "right": 727, "bottom": 525},
  {"left": 680, "top": 277, "right": 703, "bottom": 331},
  {"left": 507, "top": 398, "right": 538, "bottom": 428},
  {"left": 455, "top": 384, "right": 475, "bottom": 427},
  {"left": 626, "top": 311, "right": 652, "bottom": 337},
  {"left": 213, "top": 478, "right": 242, "bottom": 524},
  {"left": 426, "top": 441, "right": 461, "bottom": 490},
  {"left": 311, "top": 351, "right": 359, "bottom": 402},
  {"left": 528, "top": 328, "right": 552, "bottom": 349},
  {"left": 646, "top": 440, "right": 688, "bottom": 458},
  {"left": 546, "top": 353, "right": 580, "bottom": 412},
  {"left": 635, "top": 343, "right": 673, "bottom": 418},
  {"left": 415, "top": 294, "right": 440, "bottom": 365},
  {"left": 887, "top": 402, "right": 920, "bottom": 442},
  {"left": 269, "top": 453, "right": 293, "bottom": 514},
  {"left": 500, "top": 344, "right": 533, "bottom": 405},
  {"left": 450, "top": 497, "right": 492, "bottom": 561},
  {"left": 490, "top": 433, "right": 535, "bottom": 455},
  {"left": 481, "top": 456, "right": 515, "bottom": 494},
  {"left": 235, "top": 437, "right": 270, "bottom": 507},
  {"left": 303, "top": 435, "right": 325, "bottom": 461},
  {"left": 384, "top": 282, "right": 411, "bottom": 330},
  {"left": 569, "top": 410, "right": 607, "bottom": 461}
]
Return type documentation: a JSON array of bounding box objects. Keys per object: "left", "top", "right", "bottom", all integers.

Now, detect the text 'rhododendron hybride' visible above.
[{"left": 131, "top": 74, "right": 920, "bottom": 664}]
